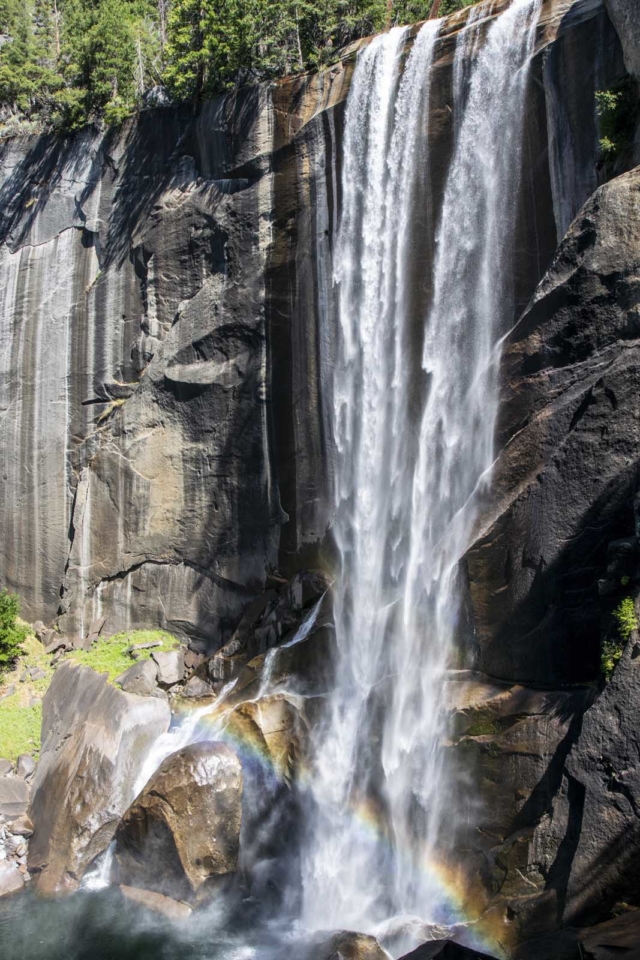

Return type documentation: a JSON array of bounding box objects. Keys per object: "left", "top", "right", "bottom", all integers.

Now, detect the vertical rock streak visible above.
[{"left": 303, "top": 0, "right": 541, "bottom": 938}]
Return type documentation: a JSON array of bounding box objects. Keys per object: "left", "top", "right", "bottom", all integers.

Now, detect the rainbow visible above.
[{"left": 176, "top": 695, "right": 510, "bottom": 959}]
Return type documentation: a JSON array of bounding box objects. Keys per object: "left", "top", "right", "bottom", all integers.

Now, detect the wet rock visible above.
[
  {"left": 15, "top": 756, "right": 35, "bottom": 780},
  {"left": 115, "top": 659, "right": 159, "bottom": 697},
  {"left": 309, "top": 931, "right": 388, "bottom": 960},
  {"left": 0, "top": 777, "right": 29, "bottom": 818},
  {"left": 119, "top": 884, "right": 192, "bottom": 921},
  {"left": 151, "top": 649, "right": 184, "bottom": 687},
  {"left": 28, "top": 660, "right": 170, "bottom": 896},
  {"left": 398, "top": 941, "right": 498, "bottom": 960},
  {"left": 114, "top": 741, "right": 242, "bottom": 903},
  {"left": 0, "top": 861, "right": 24, "bottom": 898},
  {"left": 227, "top": 694, "right": 305, "bottom": 781}
]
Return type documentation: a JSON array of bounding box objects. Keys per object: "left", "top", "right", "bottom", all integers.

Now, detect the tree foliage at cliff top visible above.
[{"left": 0, "top": 0, "right": 474, "bottom": 131}]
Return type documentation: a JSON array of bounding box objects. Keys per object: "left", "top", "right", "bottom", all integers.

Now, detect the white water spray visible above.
[{"left": 301, "top": 0, "right": 541, "bottom": 941}]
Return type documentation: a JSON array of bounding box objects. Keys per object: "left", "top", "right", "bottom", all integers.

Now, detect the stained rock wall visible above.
[{"left": 0, "top": 0, "right": 621, "bottom": 651}]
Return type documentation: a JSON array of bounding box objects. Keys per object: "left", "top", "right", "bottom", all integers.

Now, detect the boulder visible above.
[
  {"left": 119, "top": 884, "right": 192, "bottom": 921},
  {"left": 309, "top": 931, "right": 388, "bottom": 960},
  {"left": 0, "top": 777, "right": 29, "bottom": 818},
  {"left": 8, "top": 814, "right": 33, "bottom": 838},
  {"left": 398, "top": 942, "right": 498, "bottom": 960},
  {"left": 0, "top": 861, "right": 24, "bottom": 898},
  {"left": 182, "top": 675, "right": 217, "bottom": 699},
  {"left": 114, "top": 741, "right": 242, "bottom": 903},
  {"left": 15, "top": 756, "right": 36, "bottom": 780},
  {"left": 151, "top": 649, "right": 184, "bottom": 686},
  {"left": 227, "top": 694, "right": 305, "bottom": 781},
  {"left": 28, "top": 660, "right": 170, "bottom": 896},
  {"left": 116, "top": 659, "right": 159, "bottom": 697},
  {"left": 0, "top": 760, "right": 13, "bottom": 777}
]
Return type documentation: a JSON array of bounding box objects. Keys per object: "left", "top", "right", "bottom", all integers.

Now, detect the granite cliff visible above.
[{"left": 1, "top": 0, "right": 640, "bottom": 956}]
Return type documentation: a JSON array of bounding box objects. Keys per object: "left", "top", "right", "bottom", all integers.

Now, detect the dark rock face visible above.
[
  {"left": 455, "top": 168, "right": 640, "bottom": 949},
  {"left": 398, "top": 941, "right": 498, "bottom": 960},
  {"left": 605, "top": 0, "right": 640, "bottom": 77},
  {"left": 113, "top": 741, "right": 242, "bottom": 903},
  {"left": 466, "top": 166, "right": 640, "bottom": 685},
  {"left": 28, "top": 660, "right": 170, "bottom": 895}
]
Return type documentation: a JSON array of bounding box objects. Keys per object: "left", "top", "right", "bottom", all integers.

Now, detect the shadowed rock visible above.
[{"left": 398, "top": 941, "right": 498, "bottom": 960}]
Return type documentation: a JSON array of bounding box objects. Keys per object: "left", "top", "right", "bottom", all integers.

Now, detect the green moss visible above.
[
  {"left": 601, "top": 597, "right": 639, "bottom": 680},
  {"left": 0, "top": 699, "right": 42, "bottom": 761},
  {"left": 68, "top": 629, "right": 179, "bottom": 681},
  {"left": 465, "top": 714, "right": 501, "bottom": 737},
  {"left": 595, "top": 78, "right": 638, "bottom": 163},
  {"left": 0, "top": 628, "right": 181, "bottom": 759},
  {"left": 613, "top": 597, "right": 638, "bottom": 641},
  {"left": 0, "top": 635, "right": 52, "bottom": 760}
]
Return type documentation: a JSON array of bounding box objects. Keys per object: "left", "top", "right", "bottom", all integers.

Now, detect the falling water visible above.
[{"left": 301, "top": 0, "right": 541, "bottom": 945}]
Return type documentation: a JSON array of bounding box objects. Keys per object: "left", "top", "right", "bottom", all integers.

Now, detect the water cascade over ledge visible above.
[{"left": 300, "top": 0, "right": 542, "bottom": 945}]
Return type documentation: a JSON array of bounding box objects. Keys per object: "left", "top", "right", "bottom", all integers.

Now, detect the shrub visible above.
[
  {"left": 595, "top": 78, "right": 638, "bottom": 163},
  {"left": 601, "top": 597, "right": 638, "bottom": 680},
  {"left": 613, "top": 596, "right": 638, "bottom": 641},
  {"left": 0, "top": 589, "right": 28, "bottom": 671}
]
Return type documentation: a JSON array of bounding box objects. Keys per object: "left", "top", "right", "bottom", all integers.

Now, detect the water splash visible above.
[{"left": 301, "top": 0, "right": 541, "bottom": 942}]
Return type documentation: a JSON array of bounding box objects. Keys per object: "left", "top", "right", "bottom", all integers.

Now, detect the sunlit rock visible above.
[
  {"left": 113, "top": 741, "right": 242, "bottom": 903},
  {"left": 308, "top": 931, "right": 388, "bottom": 960},
  {"left": 28, "top": 661, "right": 170, "bottom": 896}
]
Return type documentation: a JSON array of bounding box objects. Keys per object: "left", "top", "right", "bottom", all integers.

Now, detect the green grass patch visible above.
[
  {"left": 0, "top": 629, "right": 181, "bottom": 759},
  {"left": 0, "top": 699, "right": 42, "bottom": 762},
  {"left": 68, "top": 629, "right": 179, "bottom": 681}
]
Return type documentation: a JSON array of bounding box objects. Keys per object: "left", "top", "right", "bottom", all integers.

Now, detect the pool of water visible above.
[{"left": 0, "top": 889, "right": 295, "bottom": 960}]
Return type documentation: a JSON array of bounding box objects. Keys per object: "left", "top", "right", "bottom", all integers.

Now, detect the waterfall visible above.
[{"left": 301, "top": 0, "right": 541, "bottom": 944}]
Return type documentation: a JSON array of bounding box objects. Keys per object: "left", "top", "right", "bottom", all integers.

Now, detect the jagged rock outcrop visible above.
[
  {"left": 455, "top": 165, "right": 640, "bottom": 949},
  {"left": 113, "top": 741, "right": 242, "bottom": 903},
  {"left": 466, "top": 165, "right": 640, "bottom": 685},
  {"left": 28, "top": 660, "right": 170, "bottom": 895}
]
